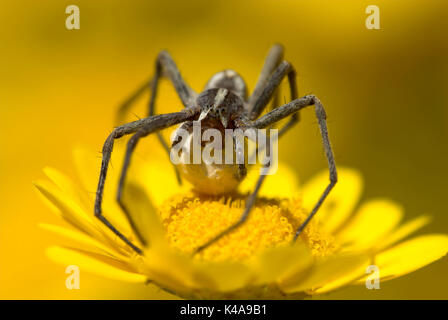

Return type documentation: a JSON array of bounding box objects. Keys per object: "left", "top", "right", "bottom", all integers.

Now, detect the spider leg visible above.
[
  {"left": 148, "top": 51, "right": 197, "bottom": 185},
  {"left": 248, "top": 58, "right": 300, "bottom": 163},
  {"left": 95, "top": 109, "right": 198, "bottom": 254},
  {"left": 195, "top": 126, "right": 272, "bottom": 254},
  {"left": 115, "top": 78, "right": 153, "bottom": 126},
  {"left": 195, "top": 95, "right": 337, "bottom": 253},
  {"left": 150, "top": 50, "right": 197, "bottom": 109},
  {"left": 116, "top": 51, "right": 196, "bottom": 125},
  {"left": 115, "top": 51, "right": 197, "bottom": 185},
  {"left": 272, "top": 65, "right": 301, "bottom": 137},
  {"left": 254, "top": 95, "right": 338, "bottom": 240},
  {"left": 95, "top": 118, "right": 158, "bottom": 254},
  {"left": 248, "top": 60, "right": 299, "bottom": 121},
  {"left": 247, "top": 44, "right": 284, "bottom": 109},
  {"left": 114, "top": 108, "right": 199, "bottom": 253},
  {"left": 269, "top": 87, "right": 280, "bottom": 113}
]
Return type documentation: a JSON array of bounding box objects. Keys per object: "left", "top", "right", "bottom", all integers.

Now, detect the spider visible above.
[{"left": 94, "top": 44, "right": 337, "bottom": 255}]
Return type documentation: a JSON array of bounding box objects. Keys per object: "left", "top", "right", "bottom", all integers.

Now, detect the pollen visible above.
[{"left": 158, "top": 192, "right": 336, "bottom": 261}]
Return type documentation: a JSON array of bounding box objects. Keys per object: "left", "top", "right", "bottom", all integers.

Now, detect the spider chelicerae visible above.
[{"left": 94, "top": 44, "right": 337, "bottom": 255}]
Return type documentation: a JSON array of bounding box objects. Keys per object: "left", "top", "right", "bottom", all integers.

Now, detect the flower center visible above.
[{"left": 158, "top": 192, "right": 336, "bottom": 261}]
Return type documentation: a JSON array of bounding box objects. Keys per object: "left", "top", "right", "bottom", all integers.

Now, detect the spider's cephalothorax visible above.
[
  {"left": 204, "top": 69, "right": 248, "bottom": 100},
  {"left": 196, "top": 86, "right": 245, "bottom": 128},
  {"left": 96, "top": 45, "right": 337, "bottom": 254},
  {"left": 172, "top": 85, "right": 248, "bottom": 195}
]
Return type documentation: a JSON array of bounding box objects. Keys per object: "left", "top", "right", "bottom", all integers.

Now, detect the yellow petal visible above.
[
  {"left": 192, "top": 260, "right": 254, "bottom": 292},
  {"left": 356, "top": 234, "right": 448, "bottom": 283},
  {"left": 134, "top": 156, "right": 188, "bottom": 208},
  {"left": 43, "top": 167, "right": 126, "bottom": 235},
  {"left": 142, "top": 247, "right": 255, "bottom": 295},
  {"left": 279, "top": 253, "right": 369, "bottom": 293},
  {"left": 73, "top": 145, "right": 132, "bottom": 211},
  {"left": 312, "top": 259, "right": 368, "bottom": 294},
  {"left": 72, "top": 147, "right": 146, "bottom": 238},
  {"left": 73, "top": 147, "right": 104, "bottom": 195},
  {"left": 121, "top": 182, "right": 166, "bottom": 247},
  {"left": 46, "top": 246, "right": 146, "bottom": 283},
  {"left": 302, "top": 168, "right": 363, "bottom": 234},
  {"left": 74, "top": 145, "right": 184, "bottom": 210},
  {"left": 141, "top": 249, "right": 198, "bottom": 294},
  {"left": 34, "top": 179, "right": 63, "bottom": 215},
  {"left": 43, "top": 167, "right": 88, "bottom": 207},
  {"left": 39, "top": 223, "right": 122, "bottom": 258},
  {"left": 34, "top": 180, "right": 101, "bottom": 238},
  {"left": 337, "top": 199, "right": 403, "bottom": 251},
  {"left": 373, "top": 215, "right": 431, "bottom": 252},
  {"left": 250, "top": 243, "right": 313, "bottom": 285},
  {"left": 240, "top": 162, "right": 300, "bottom": 199},
  {"left": 35, "top": 179, "right": 136, "bottom": 255}
]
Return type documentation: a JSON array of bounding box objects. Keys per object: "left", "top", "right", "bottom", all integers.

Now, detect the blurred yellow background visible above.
[{"left": 0, "top": 0, "right": 447, "bottom": 299}]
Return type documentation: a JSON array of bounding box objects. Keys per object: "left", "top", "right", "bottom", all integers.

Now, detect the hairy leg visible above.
[
  {"left": 248, "top": 59, "right": 300, "bottom": 162},
  {"left": 95, "top": 109, "right": 199, "bottom": 254},
  {"left": 115, "top": 78, "right": 153, "bottom": 126},
  {"left": 148, "top": 51, "right": 197, "bottom": 184},
  {"left": 247, "top": 44, "right": 284, "bottom": 109},
  {"left": 195, "top": 95, "right": 337, "bottom": 252},
  {"left": 255, "top": 95, "right": 337, "bottom": 239},
  {"left": 248, "top": 61, "right": 298, "bottom": 121},
  {"left": 116, "top": 51, "right": 197, "bottom": 184},
  {"left": 115, "top": 108, "right": 199, "bottom": 253}
]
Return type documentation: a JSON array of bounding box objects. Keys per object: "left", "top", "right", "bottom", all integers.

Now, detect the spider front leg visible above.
[
  {"left": 195, "top": 95, "right": 337, "bottom": 253},
  {"left": 95, "top": 118, "right": 157, "bottom": 254},
  {"left": 247, "top": 44, "right": 284, "bottom": 109},
  {"left": 249, "top": 62, "right": 297, "bottom": 115},
  {"left": 115, "top": 51, "right": 196, "bottom": 124},
  {"left": 95, "top": 109, "right": 199, "bottom": 255},
  {"left": 248, "top": 55, "right": 301, "bottom": 139},
  {"left": 115, "top": 109, "right": 199, "bottom": 252},
  {"left": 148, "top": 51, "right": 197, "bottom": 185},
  {"left": 248, "top": 58, "right": 301, "bottom": 163},
  {"left": 116, "top": 51, "right": 197, "bottom": 185},
  {"left": 115, "top": 78, "right": 153, "bottom": 126},
  {"left": 254, "top": 95, "right": 338, "bottom": 240}
]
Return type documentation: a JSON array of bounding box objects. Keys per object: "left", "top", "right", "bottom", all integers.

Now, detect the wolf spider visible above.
[{"left": 94, "top": 44, "right": 337, "bottom": 255}]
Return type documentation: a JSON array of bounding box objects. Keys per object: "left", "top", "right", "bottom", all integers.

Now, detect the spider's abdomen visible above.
[
  {"left": 177, "top": 159, "right": 246, "bottom": 196},
  {"left": 171, "top": 121, "right": 247, "bottom": 196}
]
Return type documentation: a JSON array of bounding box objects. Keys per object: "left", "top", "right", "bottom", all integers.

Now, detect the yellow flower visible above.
[{"left": 34, "top": 144, "right": 448, "bottom": 299}]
